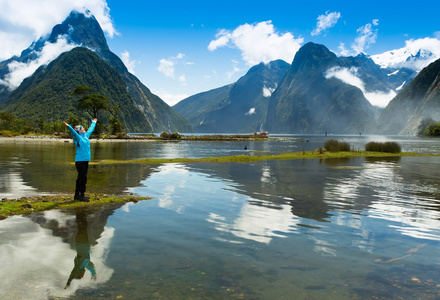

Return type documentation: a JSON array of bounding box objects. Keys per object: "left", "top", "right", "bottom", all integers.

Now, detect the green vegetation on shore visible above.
[
  {"left": 418, "top": 118, "right": 440, "bottom": 136},
  {"left": 0, "top": 194, "right": 151, "bottom": 218}
]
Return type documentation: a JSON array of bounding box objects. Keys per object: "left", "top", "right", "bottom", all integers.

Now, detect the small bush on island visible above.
[
  {"left": 324, "top": 139, "right": 351, "bottom": 152},
  {"left": 160, "top": 131, "right": 181, "bottom": 139},
  {"left": 365, "top": 141, "right": 401, "bottom": 153}
]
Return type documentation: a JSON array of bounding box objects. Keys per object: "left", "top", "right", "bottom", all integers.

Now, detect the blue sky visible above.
[{"left": 1, "top": 0, "right": 439, "bottom": 106}]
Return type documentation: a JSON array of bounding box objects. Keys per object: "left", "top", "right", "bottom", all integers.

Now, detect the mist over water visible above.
[{"left": 1, "top": 135, "right": 440, "bottom": 299}]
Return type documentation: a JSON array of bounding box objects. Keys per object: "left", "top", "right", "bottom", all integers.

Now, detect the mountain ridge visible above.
[
  {"left": 266, "top": 42, "right": 378, "bottom": 134},
  {"left": 0, "top": 10, "right": 192, "bottom": 133},
  {"left": 174, "top": 60, "right": 290, "bottom": 133},
  {"left": 3, "top": 47, "right": 153, "bottom": 132}
]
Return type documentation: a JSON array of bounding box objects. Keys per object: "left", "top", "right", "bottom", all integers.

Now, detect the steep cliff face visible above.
[
  {"left": 378, "top": 58, "right": 440, "bottom": 135},
  {"left": 266, "top": 42, "right": 378, "bottom": 134}
]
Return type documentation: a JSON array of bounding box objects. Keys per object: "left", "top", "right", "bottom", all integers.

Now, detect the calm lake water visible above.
[{"left": 1, "top": 135, "right": 440, "bottom": 299}]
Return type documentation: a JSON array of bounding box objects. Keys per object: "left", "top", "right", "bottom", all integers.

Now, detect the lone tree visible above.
[
  {"left": 77, "top": 94, "right": 109, "bottom": 119},
  {"left": 71, "top": 86, "right": 109, "bottom": 119},
  {"left": 71, "top": 85, "right": 109, "bottom": 135}
]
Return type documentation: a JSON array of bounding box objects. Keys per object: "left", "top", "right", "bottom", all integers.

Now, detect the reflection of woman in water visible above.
[{"left": 65, "top": 212, "right": 97, "bottom": 288}]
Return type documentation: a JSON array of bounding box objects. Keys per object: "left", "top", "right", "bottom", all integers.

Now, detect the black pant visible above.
[{"left": 75, "top": 161, "right": 89, "bottom": 193}]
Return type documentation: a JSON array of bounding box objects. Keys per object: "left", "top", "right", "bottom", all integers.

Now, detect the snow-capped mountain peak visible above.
[{"left": 370, "top": 37, "right": 440, "bottom": 71}]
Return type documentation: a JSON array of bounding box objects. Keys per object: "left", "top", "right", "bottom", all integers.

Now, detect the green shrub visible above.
[
  {"left": 0, "top": 130, "right": 20, "bottom": 137},
  {"left": 109, "top": 116, "right": 124, "bottom": 135},
  {"left": 422, "top": 122, "right": 440, "bottom": 136},
  {"left": 417, "top": 118, "right": 440, "bottom": 136},
  {"left": 365, "top": 141, "right": 401, "bottom": 153},
  {"left": 324, "top": 139, "right": 351, "bottom": 152},
  {"left": 19, "top": 126, "right": 34, "bottom": 135},
  {"left": 160, "top": 131, "right": 181, "bottom": 139}
]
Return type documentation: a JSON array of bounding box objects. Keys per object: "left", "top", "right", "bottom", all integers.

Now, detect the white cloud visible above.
[
  {"left": 0, "top": 36, "right": 77, "bottom": 90},
  {"left": 262, "top": 85, "right": 275, "bottom": 97},
  {"left": 157, "top": 53, "right": 187, "bottom": 80},
  {"left": 338, "top": 19, "right": 379, "bottom": 56},
  {"left": 324, "top": 66, "right": 396, "bottom": 107},
  {"left": 245, "top": 108, "right": 256, "bottom": 115},
  {"left": 152, "top": 89, "right": 189, "bottom": 107},
  {"left": 353, "top": 20, "right": 379, "bottom": 53},
  {"left": 311, "top": 11, "right": 341, "bottom": 36},
  {"left": 178, "top": 74, "right": 186, "bottom": 83},
  {"left": 0, "top": 0, "right": 117, "bottom": 61},
  {"left": 120, "top": 50, "right": 138, "bottom": 74},
  {"left": 207, "top": 29, "right": 232, "bottom": 51},
  {"left": 364, "top": 89, "right": 397, "bottom": 107},
  {"left": 208, "top": 21, "right": 303, "bottom": 66},
  {"left": 370, "top": 37, "right": 440, "bottom": 71},
  {"left": 325, "top": 66, "right": 364, "bottom": 89},
  {"left": 158, "top": 58, "right": 175, "bottom": 78}
]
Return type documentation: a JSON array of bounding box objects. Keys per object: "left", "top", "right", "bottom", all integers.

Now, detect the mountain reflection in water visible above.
[{"left": 1, "top": 136, "right": 440, "bottom": 299}]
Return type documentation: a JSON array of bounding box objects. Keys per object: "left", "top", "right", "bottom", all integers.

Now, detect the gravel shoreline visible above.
[
  {"left": 0, "top": 135, "right": 156, "bottom": 143},
  {"left": 0, "top": 134, "right": 273, "bottom": 143}
]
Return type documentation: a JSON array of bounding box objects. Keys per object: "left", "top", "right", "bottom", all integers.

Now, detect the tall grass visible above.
[
  {"left": 324, "top": 139, "right": 351, "bottom": 152},
  {"left": 365, "top": 141, "right": 401, "bottom": 153}
]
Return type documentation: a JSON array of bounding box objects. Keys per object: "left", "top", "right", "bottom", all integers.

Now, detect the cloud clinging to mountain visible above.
[
  {"left": 0, "top": 37, "right": 77, "bottom": 90},
  {"left": 324, "top": 66, "right": 397, "bottom": 107},
  {"left": 0, "top": 0, "right": 116, "bottom": 61}
]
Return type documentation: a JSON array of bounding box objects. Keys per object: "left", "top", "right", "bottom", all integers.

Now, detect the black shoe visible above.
[{"left": 79, "top": 192, "right": 89, "bottom": 202}]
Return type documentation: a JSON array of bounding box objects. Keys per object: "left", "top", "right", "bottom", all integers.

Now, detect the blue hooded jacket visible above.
[{"left": 67, "top": 121, "right": 97, "bottom": 162}]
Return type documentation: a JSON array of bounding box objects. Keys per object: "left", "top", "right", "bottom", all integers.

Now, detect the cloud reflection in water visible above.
[{"left": 0, "top": 210, "right": 115, "bottom": 299}]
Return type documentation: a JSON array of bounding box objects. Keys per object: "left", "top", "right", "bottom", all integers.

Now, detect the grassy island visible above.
[
  {"left": 0, "top": 194, "right": 151, "bottom": 218},
  {"left": 92, "top": 150, "right": 436, "bottom": 166}
]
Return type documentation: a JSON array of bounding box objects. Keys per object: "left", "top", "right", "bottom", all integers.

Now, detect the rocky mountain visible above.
[
  {"left": 173, "top": 60, "right": 290, "bottom": 133},
  {"left": 266, "top": 42, "right": 379, "bottom": 134},
  {"left": 173, "top": 84, "right": 233, "bottom": 132},
  {"left": 174, "top": 42, "right": 423, "bottom": 134},
  {"left": 378, "top": 58, "right": 440, "bottom": 135},
  {"left": 0, "top": 11, "right": 192, "bottom": 133},
  {"left": 3, "top": 47, "right": 152, "bottom": 132}
]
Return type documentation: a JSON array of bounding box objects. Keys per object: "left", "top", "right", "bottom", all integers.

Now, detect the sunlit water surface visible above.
[{"left": 1, "top": 135, "right": 440, "bottom": 299}]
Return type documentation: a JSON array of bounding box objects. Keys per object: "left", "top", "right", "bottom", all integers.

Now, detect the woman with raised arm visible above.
[{"left": 63, "top": 118, "right": 97, "bottom": 202}]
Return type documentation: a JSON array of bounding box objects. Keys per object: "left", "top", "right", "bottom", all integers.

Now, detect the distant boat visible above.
[{"left": 255, "top": 124, "right": 268, "bottom": 136}]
